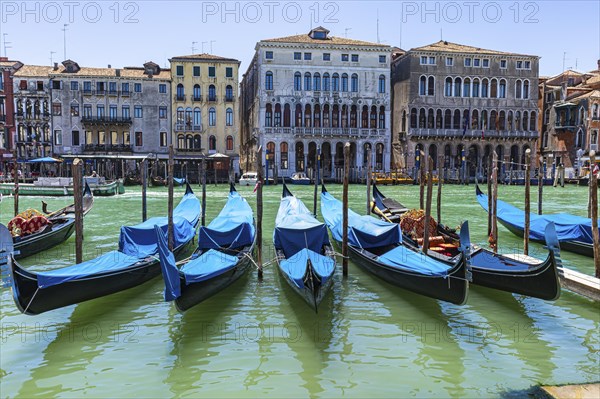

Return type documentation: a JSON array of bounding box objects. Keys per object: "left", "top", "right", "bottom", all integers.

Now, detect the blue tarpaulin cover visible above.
[
  {"left": 476, "top": 189, "right": 597, "bottom": 244},
  {"left": 36, "top": 191, "right": 200, "bottom": 289},
  {"left": 198, "top": 191, "right": 255, "bottom": 250},
  {"left": 321, "top": 191, "right": 402, "bottom": 248},
  {"left": 279, "top": 248, "right": 335, "bottom": 288},
  {"left": 273, "top": 194, "right": 330, "bottom": 259},
  {"left": 377, "top": 245, "right": 451, "bottom": 276},
  {"left": 37, "top": 250, "right": 142, "bottom": 288},
  {"left": 119, "top": 192, "right": 199, "bottom": 257},
  {"left": 181, "top": 249, "right": 239, "bottom": 284}
]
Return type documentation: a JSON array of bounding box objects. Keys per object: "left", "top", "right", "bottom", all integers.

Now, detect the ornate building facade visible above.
[
  {"left": 0, "top": 57, "right": 22, "bottom": 160},
  {"left": 240, "top": 27, "right": 393, "bottom": 178},
  {"left": 50, "top": 60, "right": 172, "bottom": 157},
  {"left": 169, "top": 53, "right": 240, "bottom": 171},
  {"left": 392, "top": 41, "right": 540, "bottom": 181}
]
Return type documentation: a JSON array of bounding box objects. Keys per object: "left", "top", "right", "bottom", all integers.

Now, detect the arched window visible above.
[
  {"left": 294, "top": 72, "right": 302, "bottom": 91},
  {"left": 226, "top": 135, "right": 234, "bottom": 151},
  {"left": 177, "top": 134, "right": 185, "bottom": 149},
  {"left": 323, "top": 73, "right": 330, "bottom": 91},
  {"left": 185, "top": 107, "right": 192, "bottom": 126},
  {"left": 471, "top": 109, "right": 479, "bottom": 129},
  {"left": 428, "top": 76, "right": 435, "bottom": 96},
  {"left": 280, "top": 142, "right": 289, "bottom": 169},
  {"left": 186, "top": 134, "right": 193, "bottom": 149},
  {"left": 351, "top": 74, "right": 359, "bottom": 92},
  {"left": 295, "top": 104, "right": 302, "bottom": 127},
  {"left": 378, "top": 75, "right": 386, "bottom": 93},
  {"left": 332, "top": 73, "right": 340, "bottom": 91},
  {"left": 225, "top": 85, "right": 233, "bottom": 101},
  {"left": 193, "top": 108, "right": 201, "bottom": 127},
  {"left": 341, "top": 73, "right": 348, "bottom": 92},
  {"left": 454, "top": 77, "right": 462, "bottom": 97},
  {"left": 490, "top": 78, "right": 498, "bottom": 98},
  {"left": 226, "top": 108, "right": 233, "bottom": 126},
  {"left": 265, "top": 71, "right": 273, "bottom": 90},
  {"left": 283, "top": 104, "right": 291, "bottom": 127},
  {"left": 418, "top": 108, "right": 426, "bottom": 128},
  {"left": 379, "top": 106, "right": 386, "bottom": 129},
  {"left": 427, "top": 108, "right": 434, "bottom": 128},
  {"left": 265, "top": 103, "right": 273, "bottom": 127},
  {"left": 419, "top": 75, "right": 427, "bottom": 96},
  {"left": 481, "top": 78, "right": 489, "bottom": 97},
  {"left": 193, "top": 135, "right": 201, "bottom": 150},
  {"left": 193, "top": 84, "right": 201, "bottom": 101},
  {"left": 523, "top": 80, "right": 530, "bottom": 99},
  {"left": 410, "top": 108, "right": 418, "bottom": 129},
  {"left": 445, "top": 77, "right": 453, "bottom": 97},
  {"left": 323, "top": 104, "right": 330, "bottom": 127},
  {"left": 305, "top": 104, "right": 312, "bottom": 127},
  {"left": 499, "top": 79, "right": 506, "bottom": 98},
  {"left": 208, "top": 107, "right": 216, "bottom": 126},
  {"left": 453, "top": 109, "right": 461, "bottom": 129},
  {"left": 176, "top": 107, "right": 184, "bottom": 124},
  {"left": 463, "top": 78, "right": 471, "bottom": 97},
  {"left": 529, "top": 111, "right": 536, "bottom": 131},
  {"left": 332, "top": 104, "right": 339, "bottom": 127},
  {"left": 544, "top": 108, "right": 550, "bottom": 124},
  {"left": 209, "top": 135, "right": 216, "bottom": 151},
  {"left": 208, "top": 85, "right": 216, "bottom": 101},
  {"left": 499, "top": 110, "right": 506, "bottom": 130},
  {"left": 375, "top": 143, "right": 384, "bottom": 170},
  {"left": 436, "top": 109, "right": 443, "bottom": 128},
  {"left": 350, "top": 105, "right": 358, "bottom": 128},
  {"left": 313, "top": 73, "right": 321, "bottom": 91},
  {"left": 481, "top": 110, "right": 488, "bottom": 130},
  {"left": 274, "top": 104, "right": 281, "bottom": 127},
  {"left": 515, "top": 79, "right": 522, "bottom": 99},
  {"left": 523, "top": 111, "right": 529, "bottom": 131},
  {"left": 515, "top": 111, "right": 521, "bottom": 130},
  {"left": 304, "top": 72, "right": 312, "bottom": 91},
  {"left": 593, "top": 103, "right": 599, "bottom": 119},
  {"left": 508, "top": 111, "right": 514, "bottom": 130},
  {"left": 444, "top": 109, "right": 451, "bottom": 129},
  {"left": 313, "top": 104, "right": 321, "bottom": 127},
  {"left": 176, "top": 84, "right": 184, "bottom": 99},
  {"left": 472, "top": 78, "right": 480, "bottom": 97}
]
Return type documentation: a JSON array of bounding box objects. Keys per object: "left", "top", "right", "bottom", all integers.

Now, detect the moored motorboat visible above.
[
  {"left": 154, "top": 184, "right": 256, "bottom": 312},
  {"left": 290, "top": 172, "right": 311, "bottom": 185},
  {"left": 4, "top": 183, "right": 200, "bottom": 315},
  {"left": 321, "top": 185, "right": 470, "bottom": 305},
  {"left": 274, "top": 184, "right": 336, "bottom": 312},
  {"left": 372, "top": 184, "right": 562, "bottom": 300}
]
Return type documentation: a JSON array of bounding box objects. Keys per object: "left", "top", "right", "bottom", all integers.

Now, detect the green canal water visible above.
[{"left": 1, "top": 184, "right": 598, "bottom": 398}]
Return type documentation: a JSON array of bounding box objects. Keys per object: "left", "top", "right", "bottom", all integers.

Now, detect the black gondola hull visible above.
[
  {"left": 343, "top": 242, "right": 468, "bottom": 305},
  {"left": 174, "top": 247, "right": 255, "bottom": 312},
  {"left": 10, "top": 240, "right": 193, "bottom": 315},
  {"left": 13, "top": 219, "right": 76, "bottom": 260}
]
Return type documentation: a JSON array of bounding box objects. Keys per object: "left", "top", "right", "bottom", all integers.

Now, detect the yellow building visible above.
[{"left": 169, "top": 54, "right": 240, "bottom": 171}]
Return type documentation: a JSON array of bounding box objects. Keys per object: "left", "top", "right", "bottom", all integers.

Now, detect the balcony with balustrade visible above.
[
  {"left": 408, "top": 128, "right": 539, "bottom": 141},
  {"left": 261, "top": 126, "right": 388, "bottom": 138},
  {"left": 82, "top": 143, "right": 133, "bottom": 153},
  {"left": 81, "top": 116, "right": 133, "bottom": 126}
]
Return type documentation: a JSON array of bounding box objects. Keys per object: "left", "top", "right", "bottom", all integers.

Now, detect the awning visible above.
[{"left": 27, "top": 157, "right": 63, "bottom": 163}]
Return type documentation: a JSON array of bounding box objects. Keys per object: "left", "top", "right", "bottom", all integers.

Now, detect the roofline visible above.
[{"left": 168, "top": 57, "right": 241, "bottom": 64}]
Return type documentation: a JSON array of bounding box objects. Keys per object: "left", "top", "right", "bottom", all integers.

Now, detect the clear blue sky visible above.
[{"left": 1, "top": 0, "right": 599, "bottom": 77}]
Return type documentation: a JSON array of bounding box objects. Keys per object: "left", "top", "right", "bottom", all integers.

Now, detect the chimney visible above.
[
  {"left": 108, "top": 64, "right": 111, "bottom": 68},
  {"left": 598, "top": 59, "right": 600, "bottom": 71},
  {"left": 116, "top": 69, "right": 121, "bottom": 77},
  {"left": 53, "top": 62, "right": 58, "bottom": 71}
]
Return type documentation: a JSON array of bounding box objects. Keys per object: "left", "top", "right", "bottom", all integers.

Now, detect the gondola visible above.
[
  {"left": 372, "top": 184, "right": 562, "bottom": 300},
  {"left": 154, "top": 184, "right": 256, "bottom": 312},
  {"left": 150, "top": 176, "right": 167, "bottom": 186},
  {"left": 6, "top": 182, "right": 95, "bottom": 259},
  {"left": 274, "top": 184, "right": 336, "bottom": 312},
  {"left": 5, "top": 183, "right": 200, "bottom": 315},
  {"left": 321, "top": 185, "right": 470, "bottom": 305},
  {"left": 475, "top": 184, "right": 595, "bottom": 257},
  {"left": 124, "top": 175, "right": 142, "bottom": 186}
]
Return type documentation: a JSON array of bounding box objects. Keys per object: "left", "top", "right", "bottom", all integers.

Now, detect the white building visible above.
[{"left": 240, "top": 27, "right": 393, "bottom": 179}]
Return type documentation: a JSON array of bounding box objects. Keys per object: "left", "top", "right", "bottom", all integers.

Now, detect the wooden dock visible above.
[
  {"left": 558, "top": 267, "right": 600, "bottom": 301},
  {"left": 540, "top": 383, "right": 600, "bottom": 399}
]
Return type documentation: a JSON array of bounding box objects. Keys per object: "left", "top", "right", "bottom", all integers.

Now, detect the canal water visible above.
[{"left": 1, "top": 183, "right": 598, "bottom": 398}]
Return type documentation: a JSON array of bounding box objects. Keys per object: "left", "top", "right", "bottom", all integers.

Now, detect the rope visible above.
[{"left": 23, "top": 287, "right": 41, "bottom": 314}]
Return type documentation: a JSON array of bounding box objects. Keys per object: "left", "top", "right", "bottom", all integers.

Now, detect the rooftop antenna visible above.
[
  {"left": 344, "top": 28, "right": 352, "bottom": 38},
  {"left": 209, "top": 40, "right": 216, "bottom": 53},
  {"left": 62, "top": 24, "right": 68, "bottom": 60},
  {"left": 440, "top": 28, "right": 443, "bottom": 41},
  {"left": 50, "top": 51, "right": 56, "bottom": 66},
  {"left": 562, "top": 51, "right": 566, "bottom": 71},
  {"left": 376, "top": 10, "right": 380, "bottom": 43},
  {"left": 192, "top": 41, "right": 198, "bottom": 54},
  {"left": 202, "top": 41, "right": 208, "bottom": 53},
  {"left": 399, "top": 19, "right": 402, "bottom": 49}
]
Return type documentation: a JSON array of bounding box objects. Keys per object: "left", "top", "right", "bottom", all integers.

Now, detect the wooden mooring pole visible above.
[
  {"left": 201, "top": 156, "right": 207, "bottom": 227},
  {"left": 487, "top": 155, "right": 493, "bottom": 236},
  {"left": 437, "top": 156, "right": 443, "bottom": 225},
  {"left": 419, "top": 151, "right": 425, "bottom": 210},
  {"left": 256, "top": 146, "right": 264, "bottom": 279},
  {"left": 366, "top": 147, "right": 372, "bottom": 215},
  {"left": 590, "top": 151, "right": 599, "bottom": 278},
  {"left": 538, "top": 156, "right": 543, "bottom": 215},
  {"left": 13, "top": 148, "right": 18, "bottom": 217},
  {"left": 141, "top": 157, "right": 148, "bottom": 222},
  {"left": 72, "top": 158, "right": 84, "bottom": 264},
  {"left": 524, "top": 149, "right": 531, "bottom": 256},
  {"left": 167, "top": 145, "right": 174, "bottom": 251},
  {"left": 491, "top": 151, "right": 499, "bottom": 253},
  {"left": 342, "top": 142, "right": 350, "bottom": 277},
  {"left": 423, "top": 157, "right": 434, "bottom": 253},
  {"left": 313, "top": 148, "right": 318, "bottom": 216}
]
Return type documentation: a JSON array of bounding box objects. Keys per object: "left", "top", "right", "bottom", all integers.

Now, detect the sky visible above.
[{"left": 1, "top": 0, "right": 599, "bottom": 77}]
